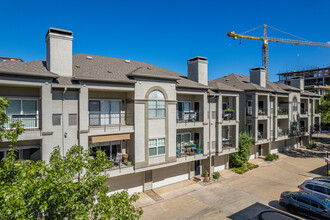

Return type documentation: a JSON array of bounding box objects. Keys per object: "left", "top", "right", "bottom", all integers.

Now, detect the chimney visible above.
[
  {"left": 46, "top": 28, "right": 73, "bottom": 77},
  {"left": 291, "top": 77, "right": 304, "bottom": 91},
  {"left": 250, "top": 67, "right": 266, "bottom": 88},
  {"left": 187, "top": 56, "right": 208, "bottom": 85}
]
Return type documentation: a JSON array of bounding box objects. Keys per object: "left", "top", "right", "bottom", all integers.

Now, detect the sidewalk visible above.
[{"left": 136, "top": 153, "right": 287, "bottom": 209}]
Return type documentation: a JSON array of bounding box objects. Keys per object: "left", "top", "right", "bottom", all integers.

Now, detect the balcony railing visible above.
[
  {"left": 277, "top": 108, "right": 288, "bottom": 115},
  {"left": 313, "top": 125, "right": 320, "bottom": 133},
  {"left": 257, "top": 131, "right": 267, "bottom": 140},
  {"left": 300, "top": 108, "right": 308, "bottom": 114},
  {"left": 290, "top": 128, "right": 301, "bottom": 136},
  {"left": 222, "top": 110, "right": 235, "bottom": 120},
  {"left": 222, "top": 139, "right": 234, "bottom": 149},
  {"left": 89, "top": 113, "right": 134, "bottom": 127},
  {"left": 177, "top": 111, "right": 200, "bottom": 123},
  {"left": 176, "top": 143, "right": 203, "bottom": 158},
  {"left": 278, "top": 128, "right": 289, "bottom": 137},
  {"left": 258, "top": 108, "right": 267, "bottom": 116},
  {"left": 300, "top": 127, "right": 308, "bottom": 133},
  {"left": 6, "top": 115, "right": 40, "bottom": 130}
]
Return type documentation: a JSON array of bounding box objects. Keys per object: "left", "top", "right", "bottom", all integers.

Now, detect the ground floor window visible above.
[
  {"left": 149, "top": 138, "right": 165, "bottom": 156},
  {"left": 0, "top": 146, "right": 41, "bottom": 161},
  {"left": 90, "top": 140, "right": 122, "bottom": 161}
]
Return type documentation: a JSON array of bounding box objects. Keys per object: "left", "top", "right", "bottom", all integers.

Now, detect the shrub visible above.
[
  {"left": 265, "top": 153, "right": 279, "bottom": 161},
  {"left": 306, "top": 140, "right": 317, "bottom": 149},
  {"left": 232, "top": 163, "right": 259, "bottom": 174},
  {"left": 213, "top": 171, "right": 220, "bottom": 179},
  {"left": 230, "top": 132, "right": 253, "bottom": 167}
]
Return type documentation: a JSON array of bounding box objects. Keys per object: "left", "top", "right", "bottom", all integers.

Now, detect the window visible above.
[
  {"left": 69, "top": 114, "right": 78, "bottom": 126},
  {"left": 90, "top": 141, "right": 122, "bottom": 160},
  {"left": 306, "top": 184, "right": 314, "bottom": 190},
  {"left": 247, "top": 100, "right": 252, "bottom": 116},
  {"left": 52, "top": 114, "right": 62, "bottom": 126},
  {"left": 0, "top": 146, "right": 41, "bottom": 161},
  {"left": 297, "top": 197, "right": 310, "bottom": 205},
  {"left": 293, "top": 97, "right": 298, "bottom": 111},
  {"left": 310, "top": 200, "right": 320, "bottom": 209},
  {"left": 149, "top": 138, "right": 165, "bottom": 156},
  {"left": 89, "top": 100, "right": 121, "bottom": 126},
  {"left": 148, "top": 90, "right": 165, "bottom": 118},
  {"left": 314, "top": 185, "right": 325, "bottom": 194},
  {"left": 6, "top": 99, "right": 38, "bottom": 128}
]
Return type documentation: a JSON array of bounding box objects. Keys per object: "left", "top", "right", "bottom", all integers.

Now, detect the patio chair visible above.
[{"left": 114, "top": 154, "right": 123, "bottom": 168}]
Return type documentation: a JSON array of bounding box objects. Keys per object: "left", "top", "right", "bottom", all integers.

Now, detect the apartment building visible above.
[
  {"left": 0, "top": 28, "right": 319, "bottom": 194},
  {"left": 278, "top": 66, "right": 330, "bottom": 95},
  {"left": 211, "top": 68, "right": 321, "bottom": 160}
]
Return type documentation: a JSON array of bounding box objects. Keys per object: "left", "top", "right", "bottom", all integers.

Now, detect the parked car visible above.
[
  {"left": 298, "top": 178, "right": 330, "bottom": 198},
  {"left": 279, "top": 191, "right": 330, "bottom": 219},
  {"left": 309, "top": 177, "right": 330, "bottom": 184}
]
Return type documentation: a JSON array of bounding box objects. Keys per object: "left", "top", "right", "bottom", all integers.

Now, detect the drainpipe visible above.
[
  {"left": 208, "top": 95, "right": 216, "bottom": 180},
  {"left": 62, "top": 87, "right": 67, "bottom": 156}
]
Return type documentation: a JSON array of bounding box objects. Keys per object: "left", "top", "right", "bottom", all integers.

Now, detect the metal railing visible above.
[
  {"left": 222, "top": 111, "right": 235, "bottom": 120},
  {"left": 222, "top": 139, "right": 234, "bottom": 149},
  {"left": 300, "top": 108, "right": 308, "bottom": 114},
  {"left": 257, "top": 131, "right": 267, "bottom": 140},
  {"left": 176, "top": 143, "right": 203, "bottom": 158},
  {"left": 278, "top": 128, "right": 289, "bottom": 137},
  {"left": 6, "top": 115, "right": 40, "bottom": 130},
  {"left": 258, "top": 108, "right": 267, "bottom": 116},
  {"left": 176, "top": 111, "right": 200, "bottom": 123},
  {"left": 89, "top": 113, "right": 134, "bottom": 127},
  {"left": 277, "top": 108, "right": 288, "bottom": 115},
  {"left": 300, "top": 127, "right": 308, "bottom": 133}
]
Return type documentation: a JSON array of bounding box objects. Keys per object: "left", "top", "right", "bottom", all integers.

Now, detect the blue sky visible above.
[{"left": 1, "top": 0, "right": 329, "bottom": 82}]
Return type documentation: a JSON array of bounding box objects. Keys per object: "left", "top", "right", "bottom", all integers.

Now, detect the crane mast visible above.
[{"left": 227, "top": 24, "right": 330, "bottom": 81}]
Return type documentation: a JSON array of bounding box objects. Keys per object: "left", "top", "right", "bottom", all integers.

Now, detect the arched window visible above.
[
  {"left": 148, "top": 90, "right": 165, "bottom": 118},
  {"left": 293, "top": 97, "right": 298, "bottom": 111}
]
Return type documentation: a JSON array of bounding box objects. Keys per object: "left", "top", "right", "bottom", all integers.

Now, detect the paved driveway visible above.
[{"left": 137, "top": 134, "right": 330, "bottom": 220}]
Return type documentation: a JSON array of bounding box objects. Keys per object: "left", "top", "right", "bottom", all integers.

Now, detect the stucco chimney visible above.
[
  {"left": 291, "top": 77, "right": 304, "bottom": 91},
  {"left": 250, "top": 67, "right": 266, "bottom": 88},
  {"left": 46, "top": 28, "right": 73, "bottom": 77},
  {"left": 187, "top": 56, "right": 208, "bottom": 85}
]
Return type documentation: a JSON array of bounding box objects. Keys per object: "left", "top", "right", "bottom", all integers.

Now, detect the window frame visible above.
[
  {"left": 292, "top": 96, "right": 298, "bottom": 111},
  {"left": 88, "top": 99, "right": 122, "bottom": 126},
  {"left": 148, "top": 90, "right": 165, "bottom": 118},
  {"left": 5, "top": 97, "right": 39, "bottom": 129},
  {"left": 149, "top": 137, "right": 166, "bottom": 157}
]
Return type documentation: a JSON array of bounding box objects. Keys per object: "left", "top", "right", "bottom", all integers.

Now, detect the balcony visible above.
[
  {"left": 222, "top": 139, "right": 234, "bottom": 149},
  {"left": 258, "top": 108, "right": 267, "bottom": 116},
  {"left": 222, "top": 109, "right": 235, "bottom": 120},
  {"left": 176, "top": 142, "right": 203, "bottom": 158},
  {"left": 177, "top": 111, "right": 200, "bottom": 123},
  {"left": 277, "top": 108, "right": 288, "bottom": 116},
  {"left": 278, "top": 128, "right": 289, "bottom": 137},
  {"left": 89, "top": 113, "right": 134, "bottom": 127},
  {"left": 257, "top": 131, "right": 267, "bottom": 140},
  {"left": 6, "top": 115, "right": 40, "bottom": 131},
  {"left": 300, "top": 108, "right": 308, "bottom": 115}
]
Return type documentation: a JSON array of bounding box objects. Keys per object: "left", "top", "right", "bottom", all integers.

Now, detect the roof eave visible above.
[
  {"left": 0, "top": 69, "right": 58, "bottom": 78},
  {"left": 72, "top": 76, "right": 136, "bottom": 84}
]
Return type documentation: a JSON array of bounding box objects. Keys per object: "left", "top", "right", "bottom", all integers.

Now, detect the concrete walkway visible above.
[{"left": 136, "top": 133, "right": 330, "bottom": 220}]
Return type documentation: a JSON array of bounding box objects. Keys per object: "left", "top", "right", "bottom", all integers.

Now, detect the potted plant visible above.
[
  {"left": 126, "top": 161, "right": 132, "bottom": 166},
  {"left": 122, "top": 153, "right": 128, "bottom": 164},
  {"left": 196, "top": 144, "right": 202, "bottom": 154},
  {"left": 202, "top": 170, "right": 209, "bottom": 182},
  {"left": 225, "top": 108, "right": 235, "bottom": 113}
]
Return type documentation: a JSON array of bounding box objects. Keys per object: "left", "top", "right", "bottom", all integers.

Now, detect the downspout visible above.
[
  {"left": 62, "top": 87, "right": 67, "bottom": 156},
  {"left": 209, "top": 95, "right": 216, "bottom": 180}
]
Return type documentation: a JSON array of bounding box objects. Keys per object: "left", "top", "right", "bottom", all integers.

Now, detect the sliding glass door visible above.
[{"left": 89, "top": 100, "right": 121, "bottom": 126}]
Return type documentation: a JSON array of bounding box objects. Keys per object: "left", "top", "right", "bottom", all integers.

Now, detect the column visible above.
[{"left": 79, "top": 86, "right": 89, "bottom": 150}]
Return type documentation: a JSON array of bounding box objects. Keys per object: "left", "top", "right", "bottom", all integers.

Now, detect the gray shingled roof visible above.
[
  {"left": 0, "top": 53, "right": 209, "bottom": 89},
  {"left": 208, "top": 80, "right": 243, "bottom": 92}
]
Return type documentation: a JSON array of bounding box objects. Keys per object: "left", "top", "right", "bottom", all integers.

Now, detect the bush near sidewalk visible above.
[
  {"left": 213, "top": 171, "right": 220, "bottom": 180},
  {"left": 232, "top": 163, "right": 259, "bottom": 174},
  {"left": 265, "top": 153, "right": 279, "bottom": 161},
  {"left": 306, "top": 140, "right": 317, "bottom": 149}
]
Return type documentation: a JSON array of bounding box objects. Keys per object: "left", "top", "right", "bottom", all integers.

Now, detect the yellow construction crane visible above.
[{"left": 227, "top": 24, "right": 330, "bottom": 80}]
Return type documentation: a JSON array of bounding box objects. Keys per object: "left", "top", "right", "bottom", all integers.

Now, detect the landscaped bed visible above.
[{"left": 232, "top": 163, "right": 259, "bottom": 174}]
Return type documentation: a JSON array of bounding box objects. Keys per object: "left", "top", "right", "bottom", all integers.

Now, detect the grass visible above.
[{"left": 232, "top": 163, "right": 259, "bottom": 175}]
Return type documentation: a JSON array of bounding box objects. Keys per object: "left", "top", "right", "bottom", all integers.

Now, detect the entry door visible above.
[
  {"left": 258, "top": 146, "right": 262, "bottom": 157},
  {"left": 194, "top": 160, "right": 200, "bottom": 176},
  {"left": 194, "top": 102, "right": 200, "bottom": 120},
  {"left": 194, "top": 133, "right": 200, "bottom": 145},
  {"left": 110, "top": 101, "right": 121, "bottom": 125}
]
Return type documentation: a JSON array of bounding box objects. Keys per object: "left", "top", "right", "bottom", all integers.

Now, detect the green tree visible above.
[
  {"left": 0, "top": 98, "right": 143, "bottom": 219},
  {"left": 0, "top": 97, "right": 25, "bottom": 143},
  {"left": 0, "top": 145, "right": 143, "bottom": 219},
  {"left": 230, "top": 132, "right": 253, "bottom": 167},
  {"left": 319, "top": 92, "right": 330, "bottom": 125}
]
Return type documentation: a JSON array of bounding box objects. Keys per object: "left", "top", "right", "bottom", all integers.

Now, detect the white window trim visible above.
[
  {"left": 149, "top": 137, "right": 166, "bottom": 157},
  {"left": 5, "top": 98, "right": 39, "bottom": 129}
]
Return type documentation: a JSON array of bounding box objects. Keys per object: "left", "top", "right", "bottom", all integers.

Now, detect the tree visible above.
[
  {"left": 0, "top": 97, "right": 25, "bottom": 143},
  {"left": 0, "top": 97, "right": 143, "bottom": 219},
  {"left": 0, "top": 145, "right": 143, "bottom": 219},
  {"left": 230, "top": 132, "right": 253, "bottom": 167},
  {"left": 319, "top": 92, "right": 330, "bottom": 125}
]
